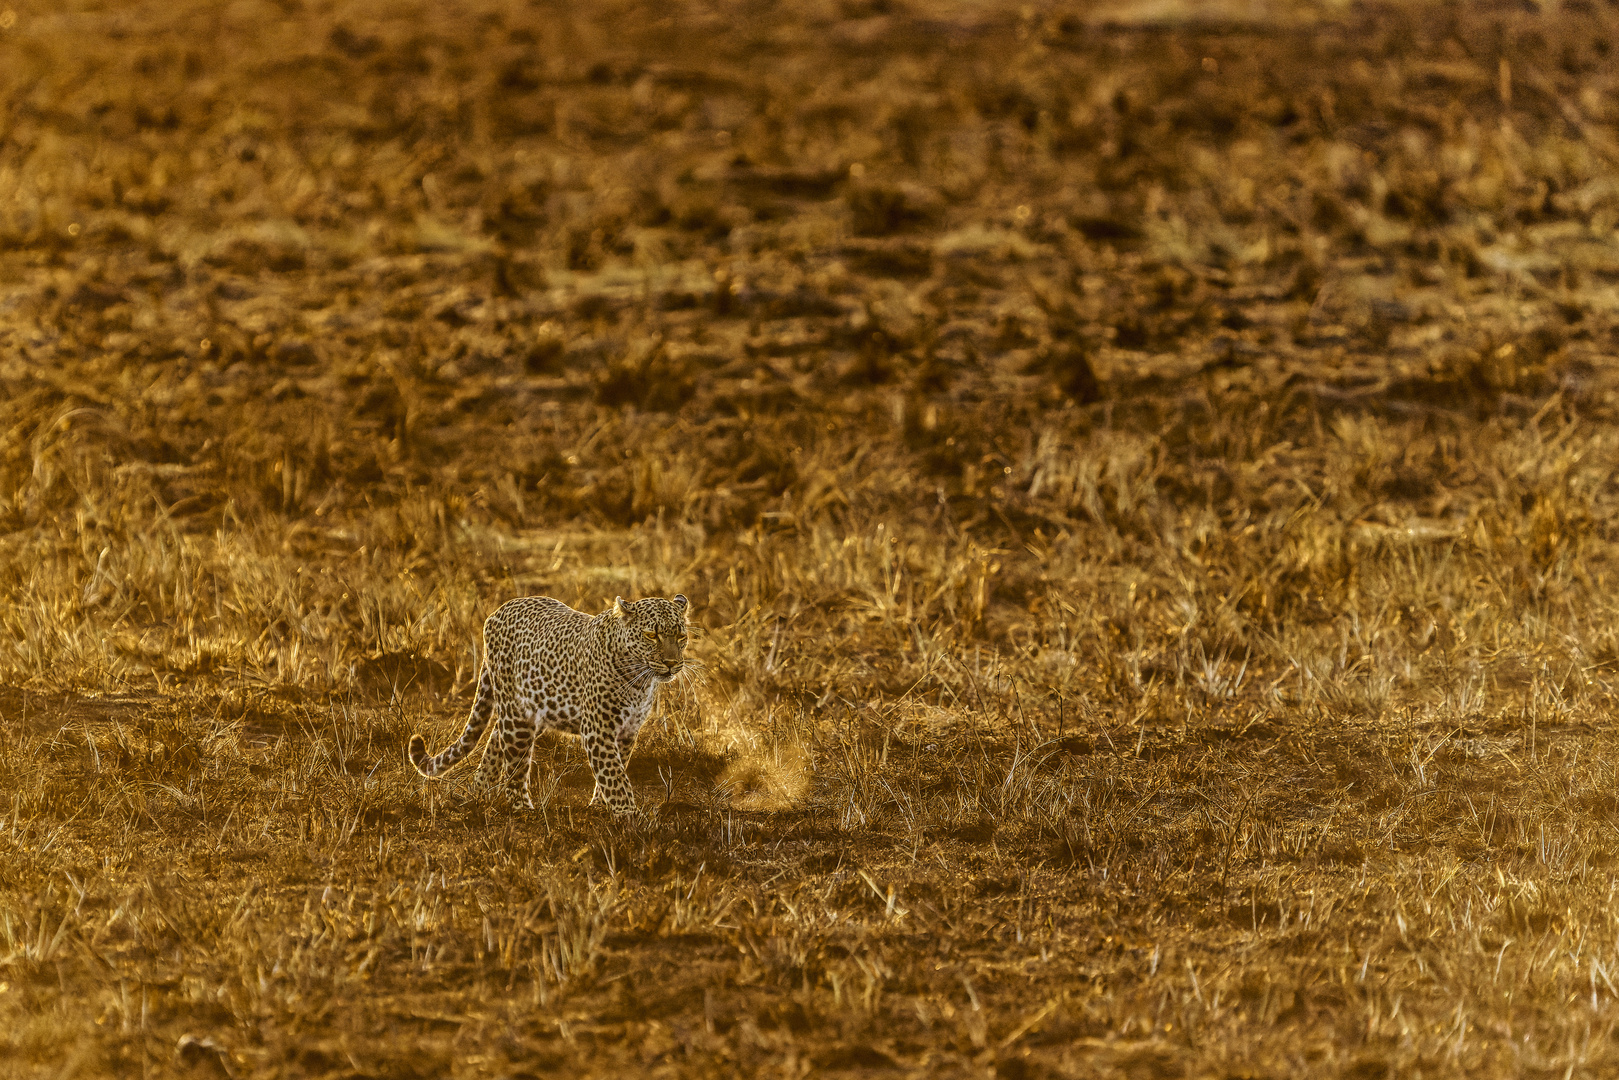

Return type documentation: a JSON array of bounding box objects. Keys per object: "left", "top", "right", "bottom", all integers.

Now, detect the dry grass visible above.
[{"left": 4, "top": 0, "right": 1619, "bottom": 1075}]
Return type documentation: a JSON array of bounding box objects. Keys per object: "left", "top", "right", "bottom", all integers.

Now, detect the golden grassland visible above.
[{"left": 4, "top": 0, "right": 1619, "bottom": 1075}]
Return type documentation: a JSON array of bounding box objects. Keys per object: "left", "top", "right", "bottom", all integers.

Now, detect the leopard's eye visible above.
[{"left": 641, "top": 630, "right": 657, "bottom": 641}]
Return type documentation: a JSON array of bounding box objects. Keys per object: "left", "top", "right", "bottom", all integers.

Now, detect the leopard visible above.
[{"left": 408, "top": 594, "right": 689, "bottom": 814}]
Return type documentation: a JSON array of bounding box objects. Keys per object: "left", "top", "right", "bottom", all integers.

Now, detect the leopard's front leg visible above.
[
  {"left": 581, "top": 722, "right": 637, "bottom": 815},
  {"left": 614, "top": 719, "right": 641, "bottom": 770}
]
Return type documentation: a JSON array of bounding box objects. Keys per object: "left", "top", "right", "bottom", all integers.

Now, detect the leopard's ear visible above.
[
  {"left": 672, "top": 594, "right": 688, "bottom": 611},
  {"left": 615, "top": 596, "right": 633, "bottom": 617}
]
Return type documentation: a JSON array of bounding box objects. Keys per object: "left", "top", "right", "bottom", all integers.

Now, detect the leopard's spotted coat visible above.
[{"left": 408, "top": 595, "right": 689, "bottom": 813}]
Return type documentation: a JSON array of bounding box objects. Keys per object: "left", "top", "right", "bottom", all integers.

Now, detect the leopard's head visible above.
[{"left": 610, "top": 594, "right": 690, "bottom": 682}]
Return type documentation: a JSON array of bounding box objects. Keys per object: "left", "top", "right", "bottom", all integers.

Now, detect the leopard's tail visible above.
[{"left": 409, "top": 665, "right": 495, "bottom": 778}]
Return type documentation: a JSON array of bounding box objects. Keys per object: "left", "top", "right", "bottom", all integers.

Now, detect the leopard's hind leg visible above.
[
  {"left": 501, "top": 706, "right": 540, "bottom": 810},
  {"left": 473, "top": 664, "right": 520, "bottom": 796},
  {"left": 472, "top": 715, "right": 511, "bottom": 796}
]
